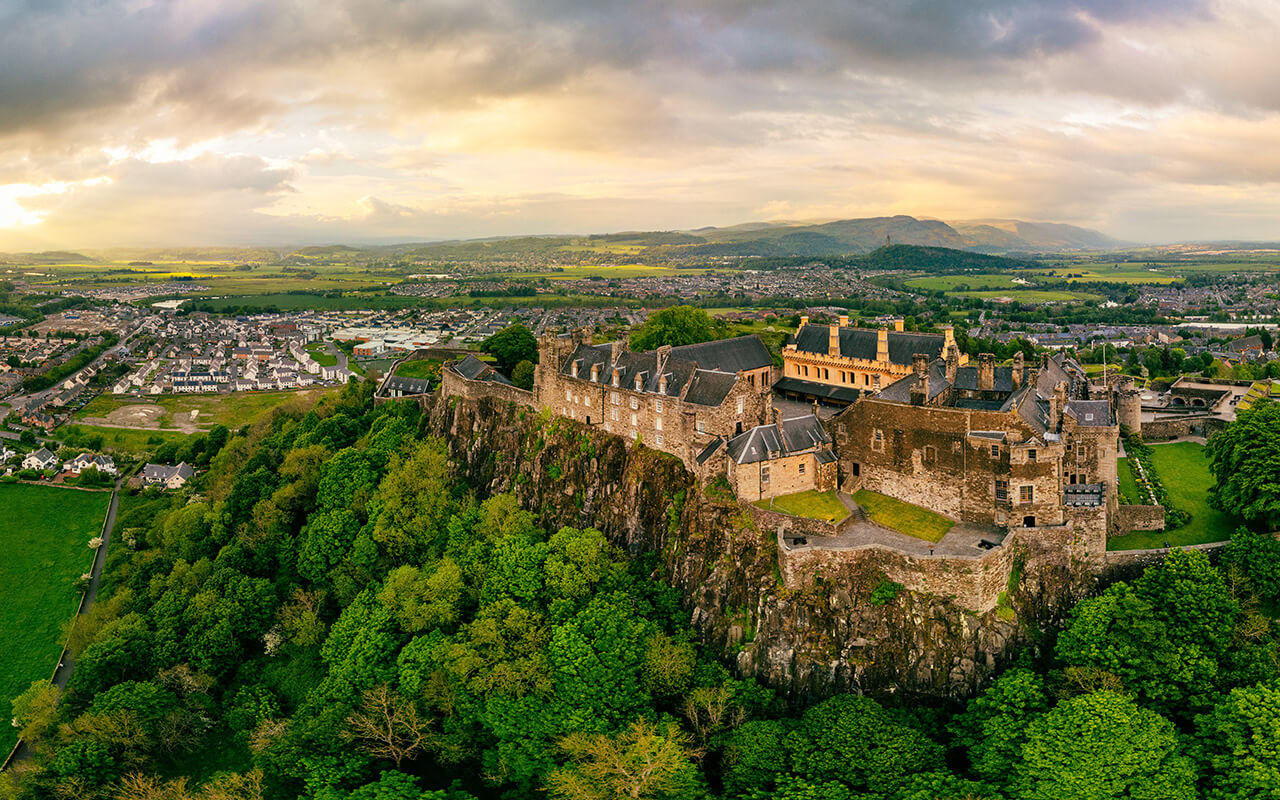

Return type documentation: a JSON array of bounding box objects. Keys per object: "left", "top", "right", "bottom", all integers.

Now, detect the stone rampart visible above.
[
  {"left": 1141, "top": 415, "right": 1225, "bottom": 441},
  {"left": 439, "top": 364, "right": 537, "bottom": 408},
  {"left": 1103, "top": 539, "right": 1232, "bottom": 569},
  {"left": 1114, "top": 504, "right": 1166, "bottom": 532}
]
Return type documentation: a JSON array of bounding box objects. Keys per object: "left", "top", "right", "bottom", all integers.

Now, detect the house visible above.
[
  {"left": 22, "top": 447, "right": 58, "bottom": 471},
  {"left": 0, "top": 444, "right": 14, "bottom": 463},
  {"left": 777, "top": 316, "right": 966, "bottom": 407},
  {"left": 140, "top": 462, "right": 195, "bottom": 489},
  {"left": 725, "top": 415, "right": 838, "bottom": 501},
  {"left": 63, "top": 452, "right": 118, "bottom": 476}
]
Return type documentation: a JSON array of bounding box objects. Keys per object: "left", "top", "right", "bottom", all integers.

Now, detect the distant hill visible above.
[
  {"left": 0, "top": 251, "right": 97, "bottom": 264},
  {"left": 950, "top": 219, "right": 1125, "bottom": 251},
  {"left": 853, "top": 244, "right": 1036, "bottom": 272}
]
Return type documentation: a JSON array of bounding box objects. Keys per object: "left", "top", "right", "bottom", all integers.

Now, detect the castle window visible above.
[
  {"left": 630, "top": 397, "right": 639, "bottom": 410},
  {"left": 584, "top": 396, "right": 591, "bottom": 407},
  {"left": 872, "top": 429, "right": 884, "bottom": 452},
  {"left": 761, "top": 465, "right": 770, "bottom": 483},
  {"left": 565, "top": 389, "right": 571, "bottom": 402},
  {"left": 823, "top": 368, "right": 829, "bottom": 379},
  {"left": 990, "top": 444, "right": 1000, "bottom": 458},
  {"left": 655, "top": 417, "right": 663, "bottom": 431},
  {"left": 864, "top": 374, "right": 870, "bottom": 386},
  {"left": 656, "top": 433, "right": 664, "bottom": 447},
  {"left": 995, "top": 480, "right": 1009, "bottom": 501},
  {"left": 656, "top": 399, "right": 663, "bottom": 414},
  {"left": 737, "top": 397, "right": 744, "bottom": 415},
  {"left": 696, "top": 419, "right": 706, "bottom": 433},
  {"left": 631, "top": 413, "right": 638, "bottom": 427},
  {"left": 611, "top": 392, "right": 619, "bottom": 405},
  {"left": 611, "top": 408, "right": 619, "bottom": 421},
  {"left": 1020, "top": 485, "right": 1034, "bottom": 503},
  {"left": 1027, "top": 448, "right": 1037, "bottom": 462},
  {"left": 798, "top": 462, "right": 806, "bottom": 475},
  {"left": 923, "top": 445, "right": 936, "bottom": 463},
  {"left": 803, "top": 365, "right": 809, "bottom": 377},
  {"left": 1076, "top": 443, "right": 1085, "bottom": 458}
]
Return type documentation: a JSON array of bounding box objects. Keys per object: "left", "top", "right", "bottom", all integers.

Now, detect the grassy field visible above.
[
  {"left": 154, "top": 389, "right": 334, "bottom": 428},
  {"left": 952, "top": 289, "right": 1103, "bottom": 303},
  {"left": 0, "top": 484, "right": 110, "bottom": 754},
  {"left": 904, "top": 274, "right": 1024, "bottom": 291},
  {"left": 480, "top": 264, "right": 715, "bottom": 280},
  {"left": 854, "top": 489, "right": 955, "bottom": 542},
  {"left": 393, "top": 359, "right": 442, "bottom": 380},
  {"left": 1045, "top": 266, "right": 1180, "bottom": 284},
  {"left": 1109, "top": 442, "right": 1240, "bottom": 550},
  {"left": 194, "top": 292, "right": 419, "bottom": 311},
  {"left": 58, "top": 424, "right": 192, "bottom": 457},
  {"left": 305, "top": 343, "right": 337, "bottom": 367},
  {"left": 754, "top": 490, "right": 849, "bottom": 523}
]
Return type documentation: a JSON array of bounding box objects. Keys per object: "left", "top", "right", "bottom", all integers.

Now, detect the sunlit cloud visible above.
[{"left": 1, "top": 0, "right": 1279, "bottom": 247}]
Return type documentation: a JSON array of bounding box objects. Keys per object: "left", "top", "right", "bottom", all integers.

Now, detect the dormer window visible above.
[
  {"left": 634, "top": 375, "right": 643, "bottom": 391},
  {"left": 571, "top": 361, "right": 578, "bottom": 378}
]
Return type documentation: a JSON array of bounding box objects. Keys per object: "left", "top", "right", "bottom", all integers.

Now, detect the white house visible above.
[
  {"left": 22, "top": 447, "right": 58, "bottom": 471},
  {"left": 63, "top": 452, "right": 118, "bottom": 476}
]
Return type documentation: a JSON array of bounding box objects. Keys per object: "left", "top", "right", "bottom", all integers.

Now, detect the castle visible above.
[{"left": 438, "top": 323, "right": 1155, "bottom": 604}]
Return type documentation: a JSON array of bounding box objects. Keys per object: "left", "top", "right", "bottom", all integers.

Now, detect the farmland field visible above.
[
  {"left": 481, "top": 263, "right": 716, "bottom": 280},
  {"left": 0, "top": 484, "right": 110, "bottom": 755},
  {"left": 904, "top": 274, "right": 1024, "bottom": 291},
  {"left": 951, "top": 289, "right": 1102, "bottom": 303}
]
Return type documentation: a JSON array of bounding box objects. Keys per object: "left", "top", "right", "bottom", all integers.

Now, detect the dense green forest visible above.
[{"left": 5, "top": 382, "right": 1280, "bottom": 800}]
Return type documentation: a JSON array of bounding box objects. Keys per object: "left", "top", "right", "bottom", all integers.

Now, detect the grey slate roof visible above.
[
  {"left": 560, "top": 334, "right": 770, "bottom": 408},
  {"left": 383, "top": 376, "right": 433, "bottom": 395},
  {"left": 726, "top": 415, "right": 832, "bottom": 465},
  {"left": 451, "top": 354, "right": 514, "bottom": 386},
  {"left": 792, "top": 324, "right": 945, "bottom": 366},
  {"left": 773, "top": 376, "right": 862, "bottom": 404},
  {"left": 1065, "top": 400, "right": 1112, "bottom": 426}
]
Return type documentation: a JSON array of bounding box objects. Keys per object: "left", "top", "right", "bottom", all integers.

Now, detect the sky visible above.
[{"left": 2, "top": 0, "right": 1280, "bottom": 249}]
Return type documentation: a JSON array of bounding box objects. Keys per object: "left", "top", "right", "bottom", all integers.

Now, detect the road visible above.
[{"left": 3, "top": 475, "right": 122, "bottom": 770}]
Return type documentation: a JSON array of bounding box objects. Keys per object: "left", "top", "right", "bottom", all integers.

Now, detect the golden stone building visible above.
[{"left": 776, "top": 316, "right": 967, "bottom": 406}]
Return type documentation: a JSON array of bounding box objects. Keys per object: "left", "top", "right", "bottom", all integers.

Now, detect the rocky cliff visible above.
[{"left": 426, "top": 394, "right": 1097, "bottom": 700}]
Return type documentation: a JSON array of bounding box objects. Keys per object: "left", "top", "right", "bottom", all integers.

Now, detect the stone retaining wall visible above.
[
  {"left": 1114, "top": 504, "right": 1166, "bottom": 532},
  {"left": 1141, "top": 415, "right": 1225, "bottom": 441},
  {"left": 1103, "top": 539, "right": 1231, "bottom": 568}
]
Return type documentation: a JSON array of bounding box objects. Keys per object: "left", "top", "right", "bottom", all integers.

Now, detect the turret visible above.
[{"left": 1117, "top": 376, "right": 1142, "bottom": 436}]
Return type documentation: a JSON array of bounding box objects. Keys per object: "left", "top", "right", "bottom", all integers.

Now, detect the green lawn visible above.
[
  {"left": 904, "top": 274, "right": 1023, "bottom": 291},
  {"left": 305, "top": 343, "right": 338, "bottom": 367},
  {"left": 853, "top": 489, "right": 955, "bottom": 542},
  {"left": 154, "top": 388, "right": 334, "bottom": 428},
  {"left": 74, "top": 394, "right": 133, "bottom": 419},
  {"left": 58, "top": 423, "right": 192, "bottom": 457},
  {"left": 0, "top": 484, "right": 110, "bottom": 754},
  {"left": 1109, "top": 442, "right": 1240, "bottom": 550},
  {"left": 394, "top": 359, "right": 442, "bottom": 380},
  {"left": 1117, "top": 457, "right": 1144, "bottom": 505},
  {"left": 755, "top": 490, "right": 849, "bottom": 523}
]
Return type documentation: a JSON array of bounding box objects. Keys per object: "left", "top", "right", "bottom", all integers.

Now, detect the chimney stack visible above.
[
  {"left": 611, "top": 339, "right": 627, "bottom": 363},
  {"left": 913, "top": 353, "right": 930, "bottom": 377},
  {"left": 1051, "top": 381, "right": 1068, "bottom": 431},
  {"left": 829, "top": 324, "right": 840, "bottom": 356},
  {"left": 1011, "top": 351, "right": 1024, "bottom": 389},
  {"left": 945, "top": 344, "right": 960, "bottom": 384},
  {"left": 893, "top": 318, "right": 905, "bottom": 332},
  {"left": 799, "top": 315, "right": 809, "bottom": 328},
  {"left": 940, "top": 324, "right": 955, "bottom": 350},
  {"left": 877, "top": 327, "right": 889, "bottom": 362},
  {"left": 978, "top": 353, "right": 995, "bottom": 391},
  {"left": 839, "top": 314, "right": 850, "bottom": 327}
]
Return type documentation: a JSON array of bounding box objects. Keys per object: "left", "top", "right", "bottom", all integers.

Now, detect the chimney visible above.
[
  {"left": 611, "top": 339, "right": 627, "bottom": 363},
  {"left": 1051, "top": 381, "right": 1068, "bottom": 431},
  {"left": 913, "top": 353, "right": 930, "bottom": 377},
  {"left": 945, "top": 344, "right": 960, "bottom": 384},
  {"left": 877, "top": 327, "right": 889, "bottom": 362},
  {"left": 828, "top": 324, "right": 840, "bottom": 356},
  {"left": 799, "top": 315, "right": 809, "bottom": 328},
  {"left": 978, "top": 353, "right": 995, "bottom": 391},
  {"left": 1011, "top": 351, "right": 1024, "bottom": 389},
  {"left": 893, "top": 318, "right": 905, "bottom": 332},
  {"left": 909, "top": 354, "right": 930, "bottom": 406},
  {"left": 838, "top": 314, "right": 849, "bottom": 327}
]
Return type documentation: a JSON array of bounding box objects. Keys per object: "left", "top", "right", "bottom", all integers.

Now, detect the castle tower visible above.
[{"left": 1116, "top": 377, "right": 1142, "bottom": 437}]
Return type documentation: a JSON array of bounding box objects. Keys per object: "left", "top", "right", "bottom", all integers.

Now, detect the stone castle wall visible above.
[
  {"left": 1114, "top": 504, "right": 1166, "bottom": 532},
  {"left": 1141, "top": 415, "right": 1226, "bottom": 441},
  {"left": 439, "top": 365, "right": 537, "bottom": 408}
]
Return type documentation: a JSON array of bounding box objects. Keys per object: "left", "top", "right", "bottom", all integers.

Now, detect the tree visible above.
[
  {"left": 1208, "top": 399, "right": 1280, "bottom": 526},
  {"left": 511, "top": 359, "right": 535, "bottom": 390},
  {"left": 546, "top": 718, "right": 705, "bottom": 800},
  {"left": 10, "top": 680, "right": 62, "bottom": 745},
  {"left": 784, "top": 694, "right": 943, "bottom": 794},
  {"left": 1195, "top": 681, "right": 1280, "bottom": 800},
  {"left": 950, "top": 667, "right": 1048, "bottom": 783},
  {"left": 629, "top": 306, "right": 715, "bottom": 351},
  {"left": 1015, "top": 691, "right": 1196, "bottom": 800},
  {"left": 19, "top": 428, "right": 35, "bottom": 446},
  {"left": 343, "top": 684, "right": 434, "bottom": 768},
  {"left": 482, "top": 324, "right": 538, "bottom": 373}
]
